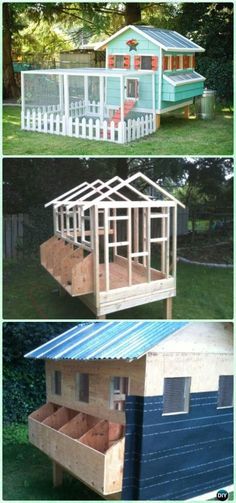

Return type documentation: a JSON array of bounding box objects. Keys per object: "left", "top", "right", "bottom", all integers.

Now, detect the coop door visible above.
[{"left": 126, "top": 79, "right": 139, "bottom": 99}]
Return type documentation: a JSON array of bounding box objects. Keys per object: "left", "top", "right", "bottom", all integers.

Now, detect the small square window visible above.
[
  {"left": 115, "top": 56, "right": 124, "bottom": 68},
  {"left": 217, "top": 375, "right": 233, "bottom": 408},
  {"left": 76, "top": 373, "right": 89, "bottom": 403},
  {"left": 110, "top": 376, "right": 129, "bottom": 411},
  {"left": 163, "top": 377, "right": 191, "bottom": 415},
  {"left": 52, "top": 370, "right": 61, "bottom": 395},
  {"left": 141, "top": 56, "right": 152, "bottom": 70}
]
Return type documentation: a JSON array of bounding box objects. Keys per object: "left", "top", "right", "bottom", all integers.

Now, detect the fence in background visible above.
[{"left": 3, "top": 214, "right": 29, "bottom": 259}]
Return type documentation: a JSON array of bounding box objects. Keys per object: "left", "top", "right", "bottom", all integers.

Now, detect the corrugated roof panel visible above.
[
  {"left": 163, "top": 71, "right": 205, "bottom": 86},
  {"left": 25, "top": 321, "right": 188, "bottom": 361},
  {"left": 137, "top": 26, "right": 203, "bottom": 50}
]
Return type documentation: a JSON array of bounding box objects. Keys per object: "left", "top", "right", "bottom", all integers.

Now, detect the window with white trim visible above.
[
  {"left": 51, "top": 370, "right": 62, "bottom": 395},
  {"left": 217, "top": 375, "right": 233, "bottom": 408},
  {"left": 163, "top": 377, "right": 191, "bottom": 415},
  {"left": 110, "top": 376, "right": 129, "bottom": 411},
  {"left": 76, "top": 373, "right": 89, "bottom": 403}
]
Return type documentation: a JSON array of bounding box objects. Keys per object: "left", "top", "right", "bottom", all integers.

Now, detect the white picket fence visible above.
[{"left": 21, "top": 108, "right": 155, "bottom": 143}]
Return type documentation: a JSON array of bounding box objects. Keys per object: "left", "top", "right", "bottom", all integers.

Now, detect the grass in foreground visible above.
[
  {"left": 3, "top": 424, "right": 102, "bottom": 500},
  {"left": 3, "top": 105, "right": 233, "bottom": 155},
  {"left": 3, "top": 258, "right": 233, "bottom": 319}
]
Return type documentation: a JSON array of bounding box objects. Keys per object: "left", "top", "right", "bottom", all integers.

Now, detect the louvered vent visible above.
[
  {"left": 163, "top": 377, "right": 191, "bottom": 414},
  {"left": 218, "top": 375, "right": 233, "bottom": 408}
]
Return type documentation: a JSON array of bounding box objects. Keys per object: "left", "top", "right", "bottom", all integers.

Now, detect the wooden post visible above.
[
  {"left": 93, "top": 205, "right": 100, "bottom": 308},
  {"left": 99, "top": 75, "right": 104, "bottom": 121},
  {"left": 96, "top": 314, "right": 106, "bottom": 320},
  {"left": 64, "top": 74, "right": 69, "bottom": 133},
  {"left": 165, "top": 297, "right": 173, "bottom": 320},
  {"left": 59, "top": 75, "right": 64, "bottom": 113},
  {"left": 184, "top": 105, "right": 190, "bottom": 119},
  {"left": 156, "top": 114, "right": 161, "bottom": 129},
  {"left": 84, "top": 75, "right": 88, "bottom": 113},
  {"left": 21, "top": 72, "right": 25, "bottom": 128},
  {"left": 52, "top": 461, "right": 63, "bottom": 487},
  {"left": 133, "top": 208, "right": 139, "bottom": 262}
]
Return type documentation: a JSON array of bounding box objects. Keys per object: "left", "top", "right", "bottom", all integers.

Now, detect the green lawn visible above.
[
  {"left": 3, "top": 424, "right": 102, "bottom": 500},
  {"left": 3, "top": 105, "right": 233, "bottom": 155},
  {"left": 3, "top": 258, "right": 233, "bottom": 319}
]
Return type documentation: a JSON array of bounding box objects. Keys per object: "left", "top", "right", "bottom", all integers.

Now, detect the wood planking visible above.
[
  {"left": 144, "top": 351, "right": 233, "bottom": 396},
  {"left": 45, "top": 358, "right": 146, "bottom": 424}
]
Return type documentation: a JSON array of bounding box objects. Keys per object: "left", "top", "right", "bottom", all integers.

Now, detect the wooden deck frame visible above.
[{"left": 41, "top": 174, "right": 184, "bottom": 317}]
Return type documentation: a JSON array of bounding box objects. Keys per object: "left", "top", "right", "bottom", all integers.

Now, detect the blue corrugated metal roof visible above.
[
  {"left": 137, "top": 25, "right": 203, "bottom": 51},
  {"left": 24, "top": 321, "right": 188, "bottom": 361}
]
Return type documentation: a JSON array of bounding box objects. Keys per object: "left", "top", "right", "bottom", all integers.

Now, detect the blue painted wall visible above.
[
  {"left": 122, "top": 393, "right": 233, "bottom": 500},
  {"left": 106, "top": 27, "right": 203, "bottom": 111}
]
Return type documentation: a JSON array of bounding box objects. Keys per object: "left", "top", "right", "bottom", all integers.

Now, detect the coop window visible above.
[
  {"left": 76, "top": 373, "right": 89, "bottom": 403},
  {"left": 110, "top": 376, "right": 129, "bottom": 411},
  {"left": 141, "top": 56, "right": 152, "bottom": 69},
  {"left": 163, "top": 377, "right": 191, "bottom": 415},
  {"left": 52, "top": 370, "right": 62, "bottom": 395},
  {"left": 217, "top": 375, "right": 233, "bottom": 408}
]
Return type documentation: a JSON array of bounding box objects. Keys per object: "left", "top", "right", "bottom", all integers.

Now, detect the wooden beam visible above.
[
  {"left": 133, "top": 208, "right": 139, "bottom": 263},
  {"left": 184, "top": 105, "right": 190, "bottom": 119},
  {"left": 156, "top": 113, "right": 161, "bottom": 129},
  {"left": 52, "top": 461, "right": 63, "bottom": 487},
  {"left": 165, "top": 297, "right": 173, "bottom": 319}
]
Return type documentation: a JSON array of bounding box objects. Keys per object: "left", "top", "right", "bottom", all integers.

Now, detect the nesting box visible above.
[
  {"left": 21, "top": 25, "right": 205, "bottom": 143},
  {"left": 40, "top": 172, "right": 185, "bottom": 318},
  {"left": 25, "top": 321, "right": 233, "bottom": 499}
]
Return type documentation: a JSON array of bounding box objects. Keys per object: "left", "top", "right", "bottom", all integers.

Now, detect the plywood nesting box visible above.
[
  {"left": 40, "top": 172, "right": 185, "bottom": 318},
  {"left": 25, "top": 321, "right": 233, "bottom": 500},
  {"left": 21, "top": 25, "right": 205, "bottom": 143}
]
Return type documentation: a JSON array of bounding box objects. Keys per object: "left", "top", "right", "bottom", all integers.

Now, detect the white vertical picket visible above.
[
  {"left": 144, "top": 115, "right": 149, "bottom": 135},
  {"left": 68, "top": 116, "right": 73, "bottom": 136},
  {"left": 103, "top": 120, "right": 108, "bottom": 141},
  {"left": 117, "top": 121, "right": 123, "bottom": 144},
  {"left": 110, "top": 121, "right": 115, "bottom": 142},
  {"left": 140, "top": 117, "right": 145, "bottom": 137},
  {"left": 88, "top": 118, "right": 93, "bottom": 139},
  {"left": 38, "top": 111, "right": 42, "bottom": 132},
  {"left": 127, "top": 119, "right": 132, "bottom": 143},
  {"left": 55, "top": 114, "right": 60, "bottom": 135},
  {"left": 62, "top": 115, "right": 66, "bottom": 135},
  {"left": 82, "top": 117, "right": 86, "bottom": 138},
  {"left": 131, "top": 119, "right": 136, "bottom": 141},
  {"left": 43, "top": 112, "right": 48, "bottom": 133},
  {"left": 95, "top": 119, "right": 100, "bottom": 140},
  {"left": 32, "top": 110, "right": 36, "bottom": 131},
  {"left": 136, "top": 117, "right": 141, "bottom": 139},
  {"left": 75, "top": 117, "right": 79, "bottom": 137},
  {"left": 49, "top": 113, "right": 54, "bottom": 134}
]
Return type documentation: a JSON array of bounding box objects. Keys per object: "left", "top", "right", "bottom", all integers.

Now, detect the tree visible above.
[{"left": 3, "top": 3, "right": 20, "bottom": 98}]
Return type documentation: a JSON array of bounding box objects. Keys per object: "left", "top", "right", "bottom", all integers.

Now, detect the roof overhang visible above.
[
  {"left": 163, "top": 71, "right": 206, "bottom": 87},
  {"left": 95, "top": 24, "right": 205, "bottom": 53}
]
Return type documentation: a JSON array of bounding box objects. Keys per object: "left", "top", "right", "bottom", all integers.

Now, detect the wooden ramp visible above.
[{"left": 29, "top": 402, "right": 125, "bottom": 496}]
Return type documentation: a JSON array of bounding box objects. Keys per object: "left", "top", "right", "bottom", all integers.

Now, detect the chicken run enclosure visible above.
[
  {"left": 20, "top": 25, "right": 205, "bottom": 144},
  {"left": 40, "top": 173, "right": 184, "bottom": 318}
]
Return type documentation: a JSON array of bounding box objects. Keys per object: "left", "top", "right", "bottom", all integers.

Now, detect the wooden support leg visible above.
[
  {"left": 96, "top": 314, "right": 106, "bottom": 319},
  {"left": 156, "top": 113, "right": 161, "bottom": 129},
  {"left": 52, "top": 461, "right": 63, "bottom": 487},
  {"left": 165, "top": 298, "right": 173, "bottom": 320},
  {"left": 184, "top": 105, "right": 190, "bottom": 119}
]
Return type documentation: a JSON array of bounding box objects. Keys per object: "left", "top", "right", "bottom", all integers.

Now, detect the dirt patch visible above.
[{"left": 178, "top": 242, "right": 232, "bottom": 265}]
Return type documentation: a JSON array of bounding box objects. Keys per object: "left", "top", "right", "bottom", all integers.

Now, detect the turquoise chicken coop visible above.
[{"left": 21, "top": 25, "right": 205, "bottom": 143}]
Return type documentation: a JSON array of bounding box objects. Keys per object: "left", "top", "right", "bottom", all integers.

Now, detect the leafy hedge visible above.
[
  {"left": 3, "top": 322, "right": 76, "bottom": 424},
  {"left": 197, "top": 57, "right": 233, "bottom": 104}
]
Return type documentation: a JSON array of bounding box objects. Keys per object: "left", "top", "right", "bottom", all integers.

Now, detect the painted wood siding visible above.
[
  {"left": 162, "top": 80, "right": 204, "bottom": 102},
  {"left": 122, "top": 393, "right": 233, "bottom": 500},
  {"left": 106, "top": 27, "right": 160, "bottom": 110}
]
